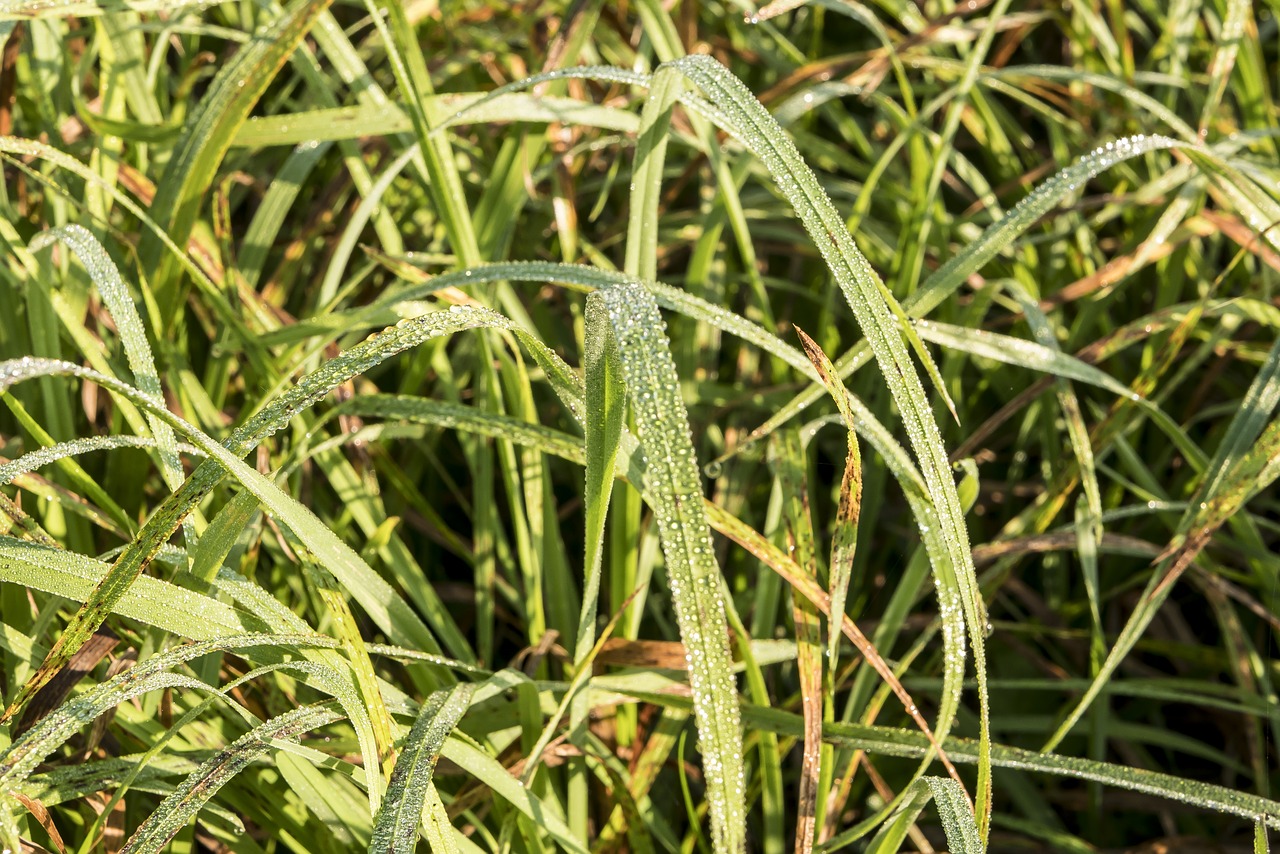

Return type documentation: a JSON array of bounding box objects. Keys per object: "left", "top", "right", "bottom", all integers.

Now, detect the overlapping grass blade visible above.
[
  {"left": 0, "top": 634, "right": 331, "bottom": 788},
  {"left": 371, "top": 684, "right": 474, "bottom": 852},
  {"left": 0, "top": 304, "right": 570, "bottom": 722},
  {"left": 866, "top": 777, "right": 983, "bottom": 854},
  {"left": 635, "top": 53, "right": 991, "bottom": 831},
  {"left": 727, "top": 134, "right": 1184, "bottom": 460},
  {"left": 29, "top": 226, "right": 184, "bottom": 493},
  {"left": 0, "top": 537, "right": 264, "bottom": 640},
  {"left": 1043, "top": 338, "right": 1280, "bottom": 751},
  {"left": 120, "top": 703, "right": 344, "bottom": 854},
  {"left": 614, "top": 687, "right": 1280, "bottom": 827},
  {"left": 137, "top": 0, "right": 335, "bottom": 321}
]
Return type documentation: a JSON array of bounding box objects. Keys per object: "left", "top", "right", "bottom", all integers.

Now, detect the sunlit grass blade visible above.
[
  {"left": 233, "top": 94, "right": 639, "bottom": 147},
  {"left": 593, "top": 284, "right": 746, "bottom": 851},
  {"left": 371, "top": 684, "right": 473, "bottom": 852},
  {"left": 638, "top": 53, "right": 991, "bottom": 833},
  {"left": 866, "top": 777, "right": 983, "bottom": 854},
  {"left": 0, "top": 305, "right": 555, "bottom": 722},
  {"left": 0, "top": 634, "right": 330, "bottom": 789},
  {"left": 29, "top": 226, "right": 183, "bottom": 492},
  {"left": 120, "top": 703, "right": 344, "bottom": 854},
  {"left": 0, "top": 537, "right": 265, "bottom": 640},
  {"left": 615, "top": 687, "right": 1280, "bottom": 827},
  {"left": 723, "top": 134, "right": 1184, "bottom": 464},
  {"left": 137, "top": 0, "right": 335, "bottom": 321},
  {"left": 438, "top": 737, "right": 588, "bottom": 853}
]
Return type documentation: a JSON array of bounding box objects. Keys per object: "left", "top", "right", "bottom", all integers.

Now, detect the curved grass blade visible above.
[
  {"left": 0, "top": 435, "right": 202, "bottom": 488},
  {"left": 592, "top": 284, "right": 746, "bottom": 851},
  {"left": 30, "top": 226, "right": 184, "bottom": 493},
  {"left": 912, "top": 319, "right": 1140, "bottom": 401},
  {"left": 0, "top": 304, "right": 555, "bottom": 722},
  {"left": 137, "top": 0, "right": 335, "bottom": 321},
  {"left": 120, "top": 703, "right": 344, "bottom": 854},
  {"left": 0, "top": 537, "right": 264, "bottom": 640},
  {"left": 650, "top": 52, "right": 992, "bottom": 832},
  {"left": 722, "top": 134, "right": 1185, "bottom": 464},
  {"left": 74, "top": 658, "right": 348, "bottom": 852},
  {"left": 1, "top": 383, "right": 135, "bottom": 538},
  {"left": 866, "top": 777, "right": 983, "bottom": 854},
  {"left": 0, "top": 634, "right": 332, "bottom": 788},
  {"left": 370, "top": 684, "right": 474, "bottom": 852}
]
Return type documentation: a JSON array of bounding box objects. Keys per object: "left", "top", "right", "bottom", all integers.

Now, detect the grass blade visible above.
[
  {"left": 120, "top": 703, "right": 344, "bottom": 853},
  {"left": 371, "top": 684, "right": 474, "bottom": 852},
  {"left": 593, "top": 284, "right": 746, "bottom": 851},
  {"left": 137, "top": 0, "right": 335, "bottom": 321}
]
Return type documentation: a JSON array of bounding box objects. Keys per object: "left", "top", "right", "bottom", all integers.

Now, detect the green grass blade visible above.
[
  {"left": 596, "top": 283, "right": 746, "bottom": 852},
  {"left": 438, "top": 737, "right": 587, "bottom": 854},
  {"left": 371, "top": 684, "right": 474, "bottom": 852},
  {"left": 137, "top": 0, "right": 334, "bottom": 321},
  {"left": 234, "top": 95, "right": 639, "bottom": 147},
  {"left": 120, "top": 703, "right": 344, "bottom": 854},
  {"left": 866, "top": 777, "right": 983, "bottom": 854},
  {"left": 29, "top": 226, "right": 184, "bottom": 493},
  {"left": 0, "top": 538, "right": 264, "bottom": 640},
  {"left": 572, "top": 293, "right": 626, "bottom": 809},
  {"left": 0, "top": 634, "right": 331, "bottom": 788},
  {"left": 0, "top": 305, "right": 534, "bottom": 721},
  {"left": 727, "top": 134, "right": 1185, "bottom": 461},
  {"left": 1041, "top": 337, "right": 1280, "bottom": 751},
  {"left": 653, "top": 52, "right": 992, "bottom": 833}
]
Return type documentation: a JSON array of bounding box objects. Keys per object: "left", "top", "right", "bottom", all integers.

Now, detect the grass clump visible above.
[{"left": 0, "top": 0, "right": 1278, "bottom": 851}]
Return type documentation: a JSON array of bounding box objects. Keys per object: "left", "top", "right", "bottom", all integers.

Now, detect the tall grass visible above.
[{"left": 0, "top": 0, "right": 1278, "bottom": 851}]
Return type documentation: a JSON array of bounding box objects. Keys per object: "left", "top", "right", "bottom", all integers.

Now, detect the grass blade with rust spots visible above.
[
  {"left": 768, "top": 430, "right": 825, "bottom": 854},
  {"left": 793, "top": 328, "right": 862, "bottom": 673}
]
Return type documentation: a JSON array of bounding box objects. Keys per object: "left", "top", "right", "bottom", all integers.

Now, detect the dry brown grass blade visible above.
[{"left": 11, "top": 793, "right": 66, "bottom": 854}]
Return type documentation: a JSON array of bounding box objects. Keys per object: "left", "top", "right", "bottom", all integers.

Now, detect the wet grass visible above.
[{"left": 0, "top": 0, "right": 1278, "bottom": 851}]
